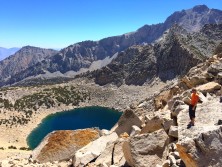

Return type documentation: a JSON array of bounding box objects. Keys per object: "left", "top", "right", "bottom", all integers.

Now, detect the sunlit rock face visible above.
[{"left": 32, "top": 128, "right": 100, "bottom": 163}]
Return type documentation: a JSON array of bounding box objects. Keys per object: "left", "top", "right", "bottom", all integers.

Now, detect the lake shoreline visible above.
[
  {"left": 0, "top": 104, "right": 123, "bottom": 159},
  {"left": 27, "top": 106, "right": 122, "bottom": 149},
  {"left": 0, "top": 81, "right": 166, "bottom": 159}
]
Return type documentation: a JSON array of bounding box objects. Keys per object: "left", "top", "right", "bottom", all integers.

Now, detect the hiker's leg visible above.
[
  {"left": 191, "top": 118, "right": 195, "bottom": 125},
  {"left": 189, "top": 105, "right": 193, "bottom": 122},
  {"left": 192, "top": 107, "right": 196, "bottom": 125}
]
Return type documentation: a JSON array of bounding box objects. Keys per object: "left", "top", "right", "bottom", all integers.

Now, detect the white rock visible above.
[
  {"left": 100, "top": 129, "right": 110, "bottom": 136},
  {"left": 113, "top": 140, "right": 126, "bottom": 166},
  {"left": 130, "top": 125, "right": 141, "bottom": 136},
  {"left": 171, "top": 151, "right": 180, "bottom": 159},
  {"left": 95, "top": 142, "right": 113, "bottom": 166},
  {"left": 138, "top": 101, "right": 147, "bottom": 108},
  {"left": 169, "top": 155, "right": 176, "bottom": 165},
  {"left": 101, "top": 162, "right": 109, "bottom": 167},
  {"left": 198, "top": 92, "right": 208, "bottom": 103},
  {"left": 73, "top": 132, "right": 118, "bottom": 167},
  {"left": 168, "top": 126, "right": 178, "bottom": 138},
  {"left": 171, "top": 164, "right": 179, "bottom": 167}
]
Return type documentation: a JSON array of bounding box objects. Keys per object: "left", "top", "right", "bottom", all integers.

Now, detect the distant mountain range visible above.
[
  {"left": 0, "top": 47, "right": 20, "bottom": 61},
  {"left": 0, "top": 46, "right": 58, "bottom": 83},
  {"left": 0, "top": 5, "right": 222, "bottom": 87}
]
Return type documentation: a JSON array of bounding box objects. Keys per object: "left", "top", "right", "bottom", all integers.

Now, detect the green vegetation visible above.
[
  {"left": 14, "top": 86, "right": 89, "bottom": 111},
  {"left": 8, "top": 145, "right": 17, "bottom": 149},
  {"left": 19, "top": 147, "right": 31, "bottom": 150},
  {"left": 14, "top": 92, "right": 55, "bottom": 111},
  {"left": 0, "top": 85, "right": 90, "bottom": 127},
  {"left": 0, "top": 98, "right": 13, "bottom": 109},
  {"left": 0, "top": 115, "right": 30, "bottom": 127},
  {"left": 0, "top": 87, "right": 17, "bottom": 92}
]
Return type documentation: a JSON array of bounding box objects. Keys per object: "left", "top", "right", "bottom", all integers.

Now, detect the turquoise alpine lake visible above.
[{"left": 27, "top": 106, "right": 122, "bottom": 149}]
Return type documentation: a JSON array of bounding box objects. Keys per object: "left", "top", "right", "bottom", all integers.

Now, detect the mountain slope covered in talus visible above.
[
  {"left": 1, "top": 5, "right": 222, "bottom": 87},
  {"left": 85, "top": 24, "right": 222, "bottom": 86},
  {"left": 0, "top": 46, "right": 58, "bottom": 83}
]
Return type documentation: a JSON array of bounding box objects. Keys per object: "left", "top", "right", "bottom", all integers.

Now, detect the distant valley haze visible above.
[{"left": 0, "top": 47, "right": 20, "bottom": 60}]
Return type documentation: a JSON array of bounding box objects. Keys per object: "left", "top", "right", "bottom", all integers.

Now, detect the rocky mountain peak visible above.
[
  {"left": 20, "top": 45, "right": 36, "bottom": 50},
  {"left": 164, "top": 5, "right": 222, "bottom": 32},
  {"left": 16, "top": 45, "right": 56, "bottom": 54},
  {"left": 0, "top": 46, "right": 58, "bottom": 82},
  {"left": 192, "top": 4, "right": 209, "bottom": 13}
]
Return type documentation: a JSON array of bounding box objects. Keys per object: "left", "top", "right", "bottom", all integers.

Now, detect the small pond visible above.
[{"left": 27, "top": 106, "right": 122, "bottom": 149}]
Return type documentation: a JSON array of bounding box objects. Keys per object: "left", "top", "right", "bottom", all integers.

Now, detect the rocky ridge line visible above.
[{"left": 83, "top": 24, "right": 222, "bottom": 86}]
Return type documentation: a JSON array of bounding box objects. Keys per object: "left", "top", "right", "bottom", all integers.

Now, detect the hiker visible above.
[{"left": 188, "top": 88, "right": 199, "bottom": 126}]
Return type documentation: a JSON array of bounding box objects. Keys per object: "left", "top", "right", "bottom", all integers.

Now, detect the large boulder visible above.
[
  {"left": 94, "top": 141, "right": 114, "bottom": 166},
  {"left": 196, "top": 81, "right": 221, "bottom": 94},
  {"left": 114, "top": 109, "right": 142, "bottom": 136},
  {"left": 95, "top": 139, "right": 126, "bottom": 166},
  {"left": 142, "top": 110, "right": 174, "bottom": 133},
  {"left": 177, "top": 126, "right": 222, "bottom": 167},
  {"left": 141, "top": 115, "right": 163, "bottom": 133},
  {"left": 179, "top": 76, "right": 193, "bottom": 89},
  {"left": 154, "top": 90, "right": 171, "bottom": 110},
  {"left": 154, "top": 86, "right": 180, "bottom": 110},
  {"left": 189, "top": 76, "right": 207, "bottom": 87},
  {"left": 207, "top": 61, "right": 222, "bottom": 76},
  {"left": 168, "top": 95, "right": 181, "bottom": 110},
  {"left": 156, "top": 109, "right": 174, "bottom": 131},
  {"left": 32, "top": 129, "right": 100, "bottom": 163},
  {"left": 168, "top": 126, "right": 178, "bottom": 138},
  {"left": 171, "top": 100, "right": 186, "bottom": 117},
  {"left": 112, "top": 140, "right": 126, "bottom": 166},
  {"left": 73, "top": 132, "right": 118, "bottom": 167},
  {"left": 123, "top": 129, "right": 169, "bottom": 167}
]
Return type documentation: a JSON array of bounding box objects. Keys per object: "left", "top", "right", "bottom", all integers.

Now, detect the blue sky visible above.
[{"left": 0, "top": 0, "right": 221, "bottom": 49}]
